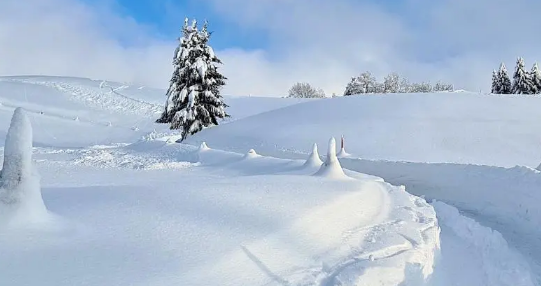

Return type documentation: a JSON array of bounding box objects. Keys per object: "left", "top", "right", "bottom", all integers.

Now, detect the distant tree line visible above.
[
  {"left": 286, "top": 72, "right": 454, "bottom": 99},
  {"left": 492, "top": 57, "right": 541, "bottom": 95},
  {"left": 343, "top": 72, "right": 454, "bottom": 96}
]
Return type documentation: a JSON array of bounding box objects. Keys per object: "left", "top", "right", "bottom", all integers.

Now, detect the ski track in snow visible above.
[
  {"left": 4, "top": 78, "right": 162, "bottom": 116},
  {"left": 191, "top": 143, "right": 539, "bottom": 285}
]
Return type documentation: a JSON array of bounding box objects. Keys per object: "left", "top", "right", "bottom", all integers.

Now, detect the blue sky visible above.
[
  {"left": 2, "top": 0, "right": 541, "bottom": 96},
  {"left": 91, "top": 0, "right": 269, "bottom": 50}
]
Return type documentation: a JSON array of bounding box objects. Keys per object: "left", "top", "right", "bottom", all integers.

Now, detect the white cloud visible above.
[
  {"left": 204, "top": 0, "right": 541, "bottom": 95},
  {"left": 2, "top": 0, "right": 541, "bottom": 97},
  {"left": 0, "top": 0, "right": 175, "bottom": 89}
]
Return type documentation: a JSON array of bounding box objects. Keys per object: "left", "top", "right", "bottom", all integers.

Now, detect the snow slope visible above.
[
  {"left": 187, "top": 92, "right": 541, "bottom": 168},
  {"left": 0, "top": 138, "right": 440, "bottom": 286},
  {"left": 0, "top": 77, "right": 443, "bottom": 285},
  {"left": 0, "top": 76, "right": 308, "bottom": 147},
  {"left": 184, "top": 92, "right": 541, "bottom": 284},
  {"left": 0, "top": 76, "right": 539, "bottom": 285}
]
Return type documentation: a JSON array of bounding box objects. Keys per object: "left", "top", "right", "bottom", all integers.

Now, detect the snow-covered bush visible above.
[
  {"left": 287, "top": 82, "right": 326, "bottom": 98},
  {"left": 0, "top": 108, "right": 48, "bottom": 225}
]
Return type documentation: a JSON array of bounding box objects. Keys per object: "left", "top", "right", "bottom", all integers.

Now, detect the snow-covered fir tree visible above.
[
  {"left": 156, "top": 19, "right": 228, "bottom": 141},
  {"left": 497, "top": 63, "right": 512, "bottom": 94},
  {"left": 530, "top": 63, "right": 541, "bottom": 94},
  {"left": 512, "top": 57, "right": 534, "bottom": 94},
  {"left": 491, "top": 70, "right": 499, "bottom": 94}
]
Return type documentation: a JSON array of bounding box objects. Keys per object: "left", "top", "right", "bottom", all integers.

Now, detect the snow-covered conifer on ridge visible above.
[
  {"left": 157, "top": 19, "right": 229, "bottom": 141},
  {"left": 512, "top": 57, "right": 534, "bottom": 94}
]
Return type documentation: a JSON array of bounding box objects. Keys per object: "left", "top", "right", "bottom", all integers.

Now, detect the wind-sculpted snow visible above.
[
  {"left": 0, "top": 140, "right": 439, "bottom": 286},
  {"left": 0, "top": 108, "right": 49, "bottom": 227}
]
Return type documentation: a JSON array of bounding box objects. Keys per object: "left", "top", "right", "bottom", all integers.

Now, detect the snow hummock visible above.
[
  {"left": 303, "top": 143, "right": 323, "bottom": 169},
  {"left": 199, "top": 141, "right": 209, "bottom": 151},
  {"left": 314, "top": 137, "right": 348, "bottom": 179},
  {"left": 243, "top": 148, "right": 260, "bottom": 159},
  {"left": 0, "top": 108, "right": 48, "bottom": 227},
  {"left": 537, "top": 162, "right": 541, "bottom": 171}
]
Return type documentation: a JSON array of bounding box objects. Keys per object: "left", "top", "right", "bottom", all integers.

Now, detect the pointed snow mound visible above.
[
  {"left": 243, "top": 149, "right": 260, "bottom": 160},
  {"left": 199, "top": 142, "right": 210, "bottom": 152},
  {"left": 314, "top": 137, "right": 348, "bottom": 179},
  {"left": 303, "top": 143, "right": 323, "bottom": 168},
  {"left": 0, "top": 108, "right": 49, "bottom": 227},
  {"left": 537, "top": 162, "right": 541, "bottom": 171}
]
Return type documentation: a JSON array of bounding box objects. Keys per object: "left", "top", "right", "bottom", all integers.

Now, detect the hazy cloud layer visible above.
[{"left": 2, "top": 0, "right": 541, "bottom": 96}]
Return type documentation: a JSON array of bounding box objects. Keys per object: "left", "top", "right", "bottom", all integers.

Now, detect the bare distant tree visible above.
[
  {"left": 434, "top": 82, "right": 454, "bottom": 92},
  {"left": 288, "top": 82, "right": 326, "bottom": 98}
]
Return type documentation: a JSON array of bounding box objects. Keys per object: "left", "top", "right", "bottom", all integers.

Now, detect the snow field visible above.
[
  {"left": 1, "top": 76, "right": 539, "bottom": 285},
  {"left": 0, "top": 137, "right": 440, "bottom": 286},
  {"left": 186, "top": 92, "right": 541, "bottom": 168}
]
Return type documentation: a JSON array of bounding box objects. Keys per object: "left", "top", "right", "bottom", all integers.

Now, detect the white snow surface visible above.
[{"left": 0, "top": 76, "right": 539, "bottom": 285}]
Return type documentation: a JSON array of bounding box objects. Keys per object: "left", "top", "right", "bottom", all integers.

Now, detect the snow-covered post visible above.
[
  {"left": 0, "top": 108, "right": 48, "bottom": 223},
  {"left": 337, "top": 135, "right": 349, "bottom": 158}
]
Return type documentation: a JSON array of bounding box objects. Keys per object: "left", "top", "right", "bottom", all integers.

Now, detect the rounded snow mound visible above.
[{"left": 243, "top": 148, "right": 260, "bottom": 159}]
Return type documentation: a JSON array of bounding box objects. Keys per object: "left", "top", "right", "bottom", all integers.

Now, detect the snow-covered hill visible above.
[
  {"left": 187, "top": 92, "right": 541, "bottom": 168},
  {"left": 0, "top": 76, "right": 539, "bottom": 285},
  {"left": 0, "top": 76, "right": 307, "bottom": 147}
]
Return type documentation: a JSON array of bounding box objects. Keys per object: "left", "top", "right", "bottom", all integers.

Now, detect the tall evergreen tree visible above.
[
  {"left": 156, "top": 19, "right": 229, "bottom": 141},
  {"left": 491, "top": 70, "right": 499, "bottom": 94},
  {"left": 512, "top": 57, "right": 534, "bottom": 94},
  {"left": 530, "top": 63, "right": 541, "bottom": 94},
  {"left": 497, "top": 63, "right": 512, "bottom": 94}
]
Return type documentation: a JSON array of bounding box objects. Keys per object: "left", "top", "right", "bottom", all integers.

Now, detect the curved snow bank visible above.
[
  {"left": 187, "top": 145, "right": 441, "bottom": 285},
  {"left": 187, "top": 92, "right": 541, "bottom": 168},
  {"left": 337, "top": 157, "right": 541, "bottom": 279},
  {"left": 432, "top": 201, "right": 535, "bottom": 286}
]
